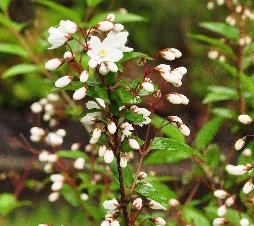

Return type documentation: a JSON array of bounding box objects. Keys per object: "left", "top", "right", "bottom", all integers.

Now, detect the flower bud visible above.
[
  {"left": 129, "top": 139, "right": 140, "bottom": 150},
  {"left": 213, "top": 218, "right": 226, "bottom": 226},
  {"left": 39, "top": 150, "right": 49, "bottom": 162},
  {"left": 225, "top": 195, "right": 235, "bottom": 207},
  {"left": 50, "top": 174, "right": 64, "bottom": 182},
  {"left": 55, "top": 75, "right": 72, "bottom": 88},
  {"left": 99, "top": 63, "right": 110, "bottom": 75},
  {"left": 138, "top": 171, "right": 147, "bottom": 180},
  {"left": 71, "top": 143, "right": 81, "bottom": 151},
  {"left": 63, "top": 51, "right": 73, "bottom": 60},
  {"left": 226, "top": 164, "right": 249, "bottom": 176},
  {"left": 98, "top": 145, "right": 107, "bottom": 157},
  {"left": 154, "top": 64, "right": 171, "bottom": 73},
  {"left": 168, "top": 198, "right": 180, "bottom": 208},
  {"left": 45, "top": 58, "right": 62, "bottom": 70},
  {"left": 97, "top": 21, "right": 114, "bottom": 32},
  {"left": 48, "top": 192, "right": 59, "bottom": 202},
  {"left": 132, "top": 198, "right": 142, "bottom": 210},
  {"left": 120, "top": 156, "right": 128, "bottom": 168},
  {"left": 51, "top": 181, "right": 63, "bottom": 191},
  {"left": 242, "top": 148, "right": 252, "bottom": 157},
  {"left": 104, "top": 149, "right": 114, "bottom": 164},
  {"left": 73, "top": 87, "right": 87, "bottom": 100},
  {"left": 106, "top": 62, "right": 118, "bottom": 72},
  {"left": 214, "top": 190, "right": 228, "bottom": 199},
  {"left": 179, "top": 124, "right": 190, "bottom": 136},
  {"left": 114, "top": 23, "right": 124, "bottom": 32},
  {"left": 56, "top": 129, "right": 66, "bottom": 137},
  {"left": 106, "top": 13, "right": 116, "bottom": 22},
  {"left": 152, "top": 217, "right": 166, "bottom": 226},
  {"left": 90, "top": 128, "right": 102, "bottom": 144},
  {"left": 240, "top": 218, "right": 249, "bottom": 226},
  {"left": 30, "top": 102, "right": 43, "bottom": 113},
  {"left": 58, "top": 19, "right": 77, "bottom": 34},
  {"left": 103, "top": 198, "right": 119, "bottom": 210},
  {"left": 235, "top": 137, "right": 246, "bottom": 150},
  {"left": 208, "top": 50, "right": 219, "bottom": 59},
  {"left": 166, "top": 93, "right": 183, "bottom": 104},
  {"left": 149, "top": 200, "right": 166, "bottom": 210},
  {"left": 73, "top": 157, "right": 85, "bottom": 170},
  {"left": 47, "top": 154, "right": 58, "bottom": 163},
  {"left": 243, "top": 179, "right": 254, "bottom": 194},
  {"left": 108, "top": 121, "right": 117, "bottom": 134},
  {"left": 217, "top": 205, "right": 227, "bottom": 217},
  {"left": 44, "top": 163, "right": 53, "bottom": 174},
  {"left": 238, "top": 114, "right": 253, "bottom": 124},
  {"left": 80, "top": 193, "right": 89, "bottom": 201},
  {"left": 80, "top": 70, "right": 89, "bottom": 83},
  {"left": 142, "top": 81, "right": 154, "bottom": 92},
  {"left": 160, "top": 48, "right": 182, "bottom": 61},
  {"left": 45, "top": 132, "right": 63, "bottom": 146}
]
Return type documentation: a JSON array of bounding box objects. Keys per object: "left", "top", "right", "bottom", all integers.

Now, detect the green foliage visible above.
[
  {"left": 183, "top": 207, "right": 210, "bottom": 226},
  {"left": 194, "top": 117, "right": 224, "bottom": 151},
  {"left": 200, "top": 22, "right": 240, "bottom": 40},
  {"left": 2, "top": 64, "right": 40, "bottom": 79},
  {"left": 57, "top": 150, "right": 87, "bottom": 159},
  {"left": 0, "top": 43, "right": 28, "bottom": 57},
  {"left": 0, "top": 0, "right": 11, "bottom": 12},
  {"left": 86, "top": 0, "right": 104, "bottom": 7}
]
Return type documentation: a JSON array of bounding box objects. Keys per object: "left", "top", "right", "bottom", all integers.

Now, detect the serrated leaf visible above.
[
  {"left": 57, "top": 150, "right": 87, "bottom": 159},
  {"left": 135, "top": 184, "right": 168, "bottom": 207},
  {"left": 203, "top": 86, "right": 238, "bottom": 104},
  {"left": 190, "top": 34, "right": 234, "bottom": 56},
  {"left": 150, "top": 137, "right": 205, "bottom": 161},
  {"left": 151, "top": 114, "right": 185, "bottom": 143},
  {"left": 87, "top": 11, "right": 147, "bottom": 27},
  {"left": 195, "top": 117, "right": 224, "bottom": 151},
  {"left": 200, "top": 22, "right": 240, "bottom": 40},
  {"left": 33, "top": 0, "right": 81, "bottom": 22},
  {"left": 2, "top": 64, "right": 40, "bottom": 78},
  {"left": 0, "top": 43, "right": 28, "bottom": 57}
]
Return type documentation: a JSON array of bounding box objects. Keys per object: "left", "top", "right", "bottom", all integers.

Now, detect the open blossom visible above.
[{"left": 120, "top": 122, "right": 134, "bottom": 140}]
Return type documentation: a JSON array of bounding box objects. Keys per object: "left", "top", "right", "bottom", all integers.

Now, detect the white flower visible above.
[
  {"left": 56, "top": 129, "right": 66, "bottom": 137},
  {"left": 55, "top": 75, "right": 72, "bottom": 88},
  {"left": 114, "top": 23, "right": 124, "bottom": 32},
  {"left": 168, "top": 198, "right": 180, "bottom": 207},
  {"left": 86, "top": 98, "right": 106, "bottom": 109},
  {"left": 45, "top": 58, "right": 62, "bottom": 70},
  {"left": 217, "top": 205, "right": 227, "bottom": 217},
  {"left": 58, "top": 20, "right": 77, "bottom": 34},
  {"left": 120, "top": 156, "right": 128, "bottom": 168},
  {"left": 240, "top": 218, "right": 249, "bottom": 226},
  {"left": 63, "top": 51, "right": 73, "bottom": 60},
  {"left": 213, "top": 218, "right": 226, "bottom": 226},
  {"left": 226, "top": 164, "right": 249, "bottom": 175},
  {"left": 48, "top": 192, "right": 59, "bottom": 202},
  {"left": 160, "top": 48, "right": 182, "bottom": 61},
  {"left": 48, "top": 27, "right": 70, "bottom": 49},
  {"left": 106, "top": 31, "right": 133, "bottom": 52},
  {"left": 30, "top": 127, "right": 45, "bottom": 137},
  {"left": 225, "top": 196, "right": 235, "bottom": 207},
  {"left": 39, "top": 150, "right": 49, "bottom": 162},
  {"left": 167, "top": 93, "right": 189, "bottom": 105},
  {"left": 80, "top": 193, "right": 89, "bottom": 201},
  {"left": 120, "top": 122, "right": 134, "bottom": 140},
  {"left": 97, "top": 21, "right": 114, "bottom": 32},
  {"left": 243, "top": 180, "right": 254, "bottom": 194},
  {"left": 104, "top": 149, "right": 114, "bottom": 163},
  {"left": 235, "top": 137, "right": 246, "bottom": 150},
  {"left": 47, "top": 154, "right": 58, "bottom": 163},
  {"left": 73, "top": 87, "right": 87, "bottom": 100},
  {"left": 106, "top": 13, "right": 116, "bottom": 22},
  {"left": 90, "top": 128, "right": 102, "bottom": 144},
  {"left": 80, "top": 70, "right": 89, "bottom": 83},
  {"left": 129, "top": 139, "right": 140, "bottom": 150},
  {"left": 243, "top": 148, "right": 252, "bottom": 157},
  {"left": 214, "top": 190, "right": 228, "bottom": 199},
  {"left": 30, "top": 102, "right": 43, "bottom": 113},
  {"left": 179, "top": 124, "right": 190, "bottom": 136},
  {"left": 81, "top": 112, "right": 100, "bottom": 126},
  {"left": 74, "top": 158, "right": 85, "bottom": 170},
  {"left": 98, "top": 145, "right": 107, "bottom": 157},
  {"left": 103, "top": 198, "right": 119, "bottom": 210},
  {"left": 132, "top": 198, "right": 142, "bottom": 210},
  {"left": 45, "top": 132, "right": 63, "bottom": 146},
  {"left": 149, "top": 200, "right": 166, "bottom": 210},
  {"left": 106, "top": 61, "right": 118, "bottom": 72},
  {"left": 50, "top": 174, "right": 64, "bottom": 182},
  {"left": 51, "top": 181, "right": 63, "bottom": 191},
  {"left": 142, "top": 81, "right": 154, "bottom": 92},
  {"left": 153, "top": 217, "right": 166, "bottom": 226},
  {"left": 208, "top": 50, "right": 219, "bottom": 59},
  {"left": 238, "top": 114, "right": 252, "bottom": 124},
  {"left": 154, "top": 64, "right": 171, "bottom": 73},
  {"left": 108, "top": 121, "right": 117, "bottom": 134},
  {"left": 71, "top": 143, "right": 81, "bottom": 151}
]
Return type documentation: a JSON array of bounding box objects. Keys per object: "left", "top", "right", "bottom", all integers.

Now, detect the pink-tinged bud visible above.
[
  {"left": 243, "top": 179, "right": 254, "bottom": 194},
  {"left": 179, "top": 124, "right": 190, "bottom": 136},
  {"left": 97, "top": 21, "right": 114, "bottom": 32},
  {"left": 142, "top": 81, "right": 154, "bottom": 92},
  {"left": 73, "top": 87, "right": 87, "bottom": 100},
  {"left": 168, "top": 198, "right": 180, "bottom": 208},
  {"left": 104, "top": 149, "right": 114, "bottom": 164},
  {"left": 106, "top": 62, "right": 118, "bottom": 72},
  {"left": 132, "top": 198, "right": 142, "bottom": 210},
  {"left": 55, "top": 75, "right": 72, "bottom": 88},
  {"left": 217, "top": 205, "right": 227, "bottom": 217},
  {"left": 63, "top": 51, "right": 74, "bottom": 60},
  {"left": 214, "top": 190, "right": 228, "bottom": 199},
  {"left": 213, "top": 218, "right": 226, "bottom": 226},
  {"left": 103, "top": 198, "right": 119, "bottom": 210},
  {"left": 106, "top": 13, "right": 116, "bottom": 22},
  {"left": 108, "top": 121, "right": 117, "bottom": 134},
  {"left": 73, "top": 157, "right": 85, "bottom": 170},
  {"left": 238, "top": 114, "right": 253, "bottom": 124},
  {"left": 129, "top": 139, "right": 140, "bottom": 150},
  {"left": 99, "top": 63, "right": 109, "bottom": 75},
  {"left": 114, "top": 23, "right": 124, "bottom": 32},
  {"left": 45, "top": 58, "right": 62, "bottom": 70},
  {"left": 80, "top": 70, "right": 89, "bottom": 83},
  {"left": 152, "top": 217, "right": 166, "bottom": 226},
  {"left": 234, "top": 137, "right": 246, "bottom": 150},
  {"left": 120, "top": 156, "right": 128, "bottom": 168}
]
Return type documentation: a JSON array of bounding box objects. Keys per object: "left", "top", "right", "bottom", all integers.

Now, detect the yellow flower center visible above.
[{"left": 99, "top": 48, "right": 107, "bottom": 57}]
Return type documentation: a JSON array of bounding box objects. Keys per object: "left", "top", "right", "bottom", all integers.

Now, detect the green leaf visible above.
[
  {"left": 109, "top": 160, "right": 134, "bottom": 187},
  {"left": 86, "top": 0, "right": 104, "bottom": 7},
  {"left": 2, "top": 64, "right": 40, "bottom": 78},
  {"left": 225, "top": 209, "right": 241, "bottom": 226},
  {"left": 150, "top": 137, "right": 205, "bottom": 161},
  {"left": 183, "top": 207, "right": 210, "bottom": 226},
  {"left": 0, "top": 0, "right": 11, "bottom": 11},
  {"left": 57, "top": 150, "right": 87, "bottom": 159},
  {"left": 206, "top": 145, "right": 221, "bottom": 169},
  {"left": 240, "top": 74, "right": 254, "bottom": 100},
  {"left": 61, "top": 184, "right": 80, "bottom": 207},
  {"left": 200, "top": 22, "right": 240, "bottom": 40},
  {"left": 212, "top": 107, "right": 237, "bottom": 119},
  {"left": 203, "top": 86, "right": 238, "bottom": 104},
  {"left": 33, "top": 0, "right": 81, "bottom": 22},
  {"left": 123, "top": 109, "right": 144, "bottom": 123},
  {"left": 0, "top": 13, "right": 25, "bottom": 31},
  {"left": 151, "top": 114, "right": 185, "bottom": 143},
  {"left": 195, "top": 117, "right": 224, "bottom": 151},
  {"left": 87, "top": 11, "right": 147, "bottom": 27},
  {"left": 120, "top": 52, "right": 153, "bottom": 62},
  {"left": 190, "top": 34, "right": 234, "bottom": 56},
  {"left": 0, "top": 43, "right": 28, "bottom": 57},
  {"left": 221, "top": 63, "right": 238, "bottom": 78},
  {"left": 94, "top": 86, "right": 110, "bottom": 103},
  {"left": 135, "top": 184, "right": 168, "bottom": 207}
]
